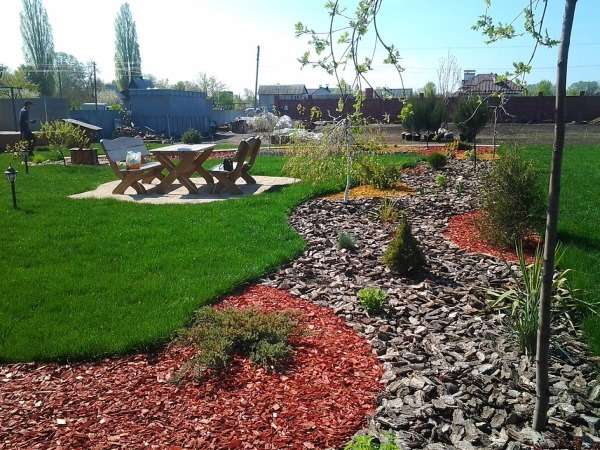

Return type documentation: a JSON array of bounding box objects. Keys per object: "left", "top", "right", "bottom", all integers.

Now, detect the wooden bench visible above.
[
  {"left": 100, "top": 137, "right": 164, "bottom": 195},
  {"left": 210, "top": 136, "right": 261, "bottom": 194}
]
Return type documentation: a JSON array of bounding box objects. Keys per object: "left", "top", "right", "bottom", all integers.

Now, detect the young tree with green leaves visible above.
[
  {"left": 527, "top": 79, "right": 555, "bottom": 96},
  {"left": 474, "top": 0, "right": 578, "bottom": 431},
  {"left": 566, "top": 80, "right": 599, "bottom": 96},
  {"left": 20, "top": 0, "right": 55, "bottom": 96},
  {"left": 114, "top": 2, "right": 142, "bottom": 90},
  {"left": 454, "top": 95, "right": 489, "bottom": 169},
  {"left": 422, "top": 82, "right": 437, "bottom": 97},
  {"left": 400, "top": 96, "right": 445, "bottom": 148}
]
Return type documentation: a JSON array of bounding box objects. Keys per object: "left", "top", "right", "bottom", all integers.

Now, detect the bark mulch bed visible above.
[
  {"left": 0, "top": 285, "right": 382, "bottom": 449},
  {"left": 323, "top": 183, "right": 414, "bottom": 201},
  {"left": 445, "top": 210, "right": 539, "bottom": 263}
]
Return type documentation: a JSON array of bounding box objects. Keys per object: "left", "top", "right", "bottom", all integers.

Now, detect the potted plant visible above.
[
  {"left": 68, "top": 126, "right": 97, "bottom": 165},
  {"left": 41, "top": 121, "right": 97, "bottom": 165}
]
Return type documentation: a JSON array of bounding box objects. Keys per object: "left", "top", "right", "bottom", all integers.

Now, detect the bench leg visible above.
[
  {"left": 241, "top": 172, "right": 256, "bottom": 184},
  {"left": 112, "top": 178, "right": 146, "bottom": 195},
  {"left": 213, "top": 174, "right": 242, "bottom": 195}
]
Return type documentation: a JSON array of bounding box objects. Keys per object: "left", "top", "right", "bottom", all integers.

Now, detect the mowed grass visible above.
[
  {"left": 519, "top": 145, "right": 600, "bottom": 355},
  {"left": 0, "top": 151, "right": 418, "bottom": 362}
]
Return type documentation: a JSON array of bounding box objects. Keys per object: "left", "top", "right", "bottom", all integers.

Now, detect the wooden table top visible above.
[{"left": 150, "top": 143, "right": 215, "bottom": 153}]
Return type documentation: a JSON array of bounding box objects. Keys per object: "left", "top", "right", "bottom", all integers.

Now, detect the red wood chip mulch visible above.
[
  {"left": 445, "top": 211, "right": 540, "bottom": 263},
  {"left": 0, "top": 285, "right": 382, "bottom": 450}
]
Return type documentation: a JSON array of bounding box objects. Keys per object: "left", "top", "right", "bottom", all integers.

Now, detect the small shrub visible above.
[
  {"left": 427, "top": 152, "right": 447, "bottom": 170},
  {"left": 344, "top": 434, "right": 399, "bottom": 450},
  {"left": 181, "top": 128, "right": 202, "bottom": 144},
  {"left": 32, "top": 154, "right": 46, "bottom": 164},
  {"left": 435, "top": 174, "right": 447, "bottom": 188},
  {"left": 177, "top": 307, "right": 297, "bottom": 380},
  {"left": 41, "top": 120, "right": 89, "bottom": 149},
  {"left": 487, "top": 244, "right": 596, "bottom": 357},
  {"left": 478, "top": 150, "right": 544, "bottom": 247},
  {"left": 400, "top": 160, "right": 418, "bottom": 170},
  {"left": 354, "top": 157, "right": 401, "bottom": 190},
  {"left": 383, "top": 215, "right": 425, "bottom": 274},
  {"left": 338, "top": 231, "right": 357, "bottom": 250},
  {"left": 358, "top": 287, "right": 388, "bottom": 314},
  {"left": 378, "top": 199, "right": 401, "bottom": 223}
]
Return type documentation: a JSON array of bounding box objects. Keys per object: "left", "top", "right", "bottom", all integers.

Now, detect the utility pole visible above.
[
  {"left": 254, "top": 45, "right": 260, "bottom": 109},
  {"left": 57, "top": 66, "right": 63, "bottom": 98},
  {"left": 92, "top": 62, "right": 98, "bottom": 110}
]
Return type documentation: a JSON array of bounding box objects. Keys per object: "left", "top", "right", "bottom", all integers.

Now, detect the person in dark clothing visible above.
[{"left": 19, "top": 101, "right": 36, "bottom": 154}]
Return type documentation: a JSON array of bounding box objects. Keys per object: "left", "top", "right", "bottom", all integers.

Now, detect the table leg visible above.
[{"left": 156, "top": 154, "right": 198, "bottom": 194}]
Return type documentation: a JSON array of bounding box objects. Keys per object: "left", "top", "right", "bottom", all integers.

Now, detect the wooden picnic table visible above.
[{"left": 150, "top": 143, "right": 215, "bottom": 194}]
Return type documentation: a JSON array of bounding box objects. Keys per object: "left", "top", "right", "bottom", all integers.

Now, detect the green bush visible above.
[
  {"left": 478, "top": 150, "right": 544, "bottom": 247},
  {"left": 354, "top": 157, "right": 401, "bottom": 190},
  {"left": 454, "top": 95, "right": 489, "bottom": 143},
  {"left": 177, "top": 307, "right": 297, "bottom": 380},
  {"left": 344, "top": 434, "right": 399, "bottom": 450},
  {"left": 358, "top": 287, "right": 388, "bottom": 314},
  {"left": 383, "top": 215, "right": 425, "bottom": 274},
  {"left": 338, "top": 231, "right": 357, "bottom": 250},
  {"left": 435, "top": 173, "right": 447, "bottom": 188},
  {"left": 181, "top": 128, "right": 202, "bottom": 144},
  {"left": 427, "top": 152, "right": 447, "bottom": 170}
]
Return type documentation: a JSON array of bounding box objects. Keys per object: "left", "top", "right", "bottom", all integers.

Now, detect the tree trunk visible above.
[{"left": 533, "top": 0, "right": 577, "bottom": 432}]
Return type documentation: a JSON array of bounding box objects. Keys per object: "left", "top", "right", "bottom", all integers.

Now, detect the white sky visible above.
[{"left": 1, "top": 0, "right": 599, "bottom": 94}]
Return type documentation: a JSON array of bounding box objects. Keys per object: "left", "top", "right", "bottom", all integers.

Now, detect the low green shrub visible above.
[
  {"left": 378, "top": 199, "right": 401, "bottom": 223},
  {"left": 181, "top": 128, "right": 202, "bottom": 144},
  {"left": 177, "top": 307, "right": 297, "bottom": 380},
  {"left": 400, "top": 160, "right": 419, "bottom": 170},
  {"left": 435, "top": 173, "right": 447, "bottom": 188},
  {"left": 338, "top": 231, "right": 357, "bottom": 250},
  {"left": 358, "top": 287, "right": 388, "bottom": 314},
  {"left": 427, "top": 152, "right": 447, "bottom": 169},
  {"left": 383, "top": 215, "right": 425, "bottom": 274},
  {"left": 477, "top": 150, "right": 543, "bottom": 248},
  {"left": 344, "top": 434, "right": 399, "bottom": 450},
  {"left": 354, "top": 157, "right": 401, "bottom": 190},
  {"left": 487, "top": 244, "right": 597, "bottom": 357}
]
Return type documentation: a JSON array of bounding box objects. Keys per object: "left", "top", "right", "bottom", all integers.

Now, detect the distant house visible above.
[
  {"left": 376, "top": 87, "right": 413, "bottom": 98},
  {"left": 308, "top": 86, "right": 343, "bottom": 99},
  {"left": 457, "top": 71, "right": 524, "bottom": 97},
  {"left": 258, "top": 84, "right": 308, "bottom": 111}
]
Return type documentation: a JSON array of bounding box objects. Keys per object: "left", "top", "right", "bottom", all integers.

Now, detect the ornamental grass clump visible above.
[
  {"left": 383, "top": 215, "right": 425, "bottom": 274},
  {"left": 177, "top": 307, "right": 298, "bottom": 381},
  {"left": 477, "top": 150, "right": 544, "bottom": 248},
  {"left": 358, "top": 287, "right": 388, "bottom": 315},
  {"left": 377, "top": 199, "right": 401, "bottom": 224},
  {"left": 338, "top": 231, "right": 358, "bottom": 250},
  {"left": 487, "top": 244, "right": 597, "bottom": 357},
  {"left": 427, "top": 152, "right": 447, "bottom": 170}
]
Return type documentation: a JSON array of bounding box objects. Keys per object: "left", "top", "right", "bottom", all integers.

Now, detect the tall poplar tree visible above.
[
  {"left": 20, "top": 0, "right": 55, "bottom": 96},
  {"left": 114, "top": 3, "right": 142, "bottom": 90}
]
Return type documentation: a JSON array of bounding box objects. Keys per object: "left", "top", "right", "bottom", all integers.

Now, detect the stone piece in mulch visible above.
[
  {"left": 0, "top": 286, "right": 382, "bottom": 449},
  {"left": 445, "top": 210, "right": 540, "bottom": 263}
]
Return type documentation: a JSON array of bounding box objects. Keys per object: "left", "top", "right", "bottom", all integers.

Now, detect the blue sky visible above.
[{"left": 1, "top": 0, "right": 598, "bottom": 94}]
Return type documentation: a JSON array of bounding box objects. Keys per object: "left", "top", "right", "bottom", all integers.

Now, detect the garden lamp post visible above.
[{"left": 4, "top": 166, "right": 17, "bottom": 209}]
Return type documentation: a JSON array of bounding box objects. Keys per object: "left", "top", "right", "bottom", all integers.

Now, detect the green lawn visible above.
[
  {"left": 519, "top": 145, "right": 600, "bottom": 355},
  {"left": 0, "top": 151, "right": 417, "bottom": 362}
]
